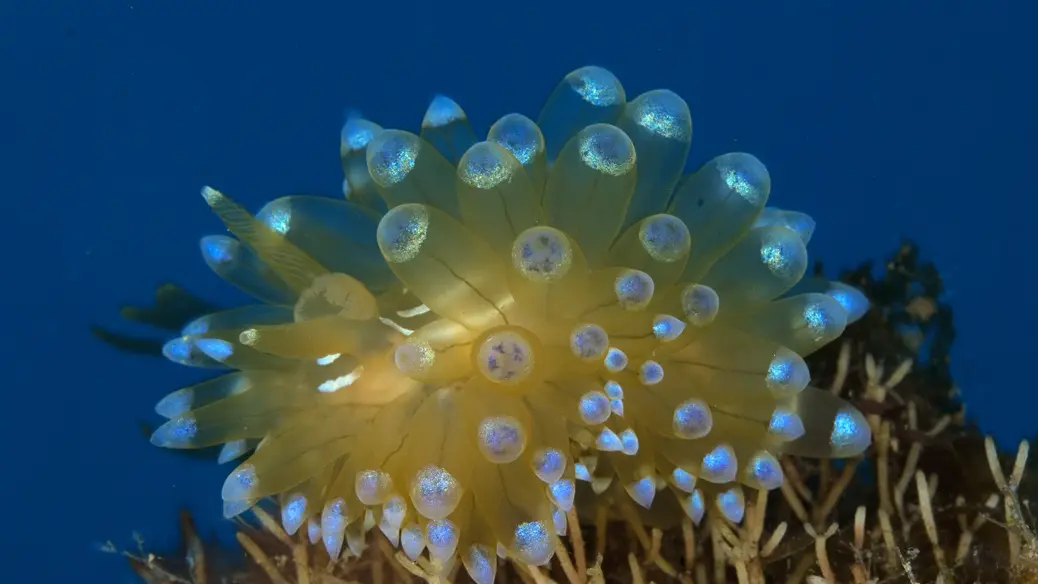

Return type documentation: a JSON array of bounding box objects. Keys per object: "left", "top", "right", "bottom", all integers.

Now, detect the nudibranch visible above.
[{"left": 151, "top": 66, "right": 872, "bottom": 580}]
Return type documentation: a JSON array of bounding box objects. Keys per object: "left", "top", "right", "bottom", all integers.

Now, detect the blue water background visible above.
[{"left": 3, "top": 1, "right": 1033, "bottom": 581}]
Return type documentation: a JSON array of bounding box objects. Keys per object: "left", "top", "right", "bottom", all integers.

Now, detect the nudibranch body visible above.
[{"left": 151, "top": 66, "right": 872, "bottom": 580}]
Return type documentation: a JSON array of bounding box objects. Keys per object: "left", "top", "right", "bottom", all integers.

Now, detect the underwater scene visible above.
[{"left": 7, "top": 1, "right": 1036, "bottom": 583}]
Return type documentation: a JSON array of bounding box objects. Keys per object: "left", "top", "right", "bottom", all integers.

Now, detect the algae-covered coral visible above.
[{"left": 108, "top": 242, "right": 1038, "bottom": 583}]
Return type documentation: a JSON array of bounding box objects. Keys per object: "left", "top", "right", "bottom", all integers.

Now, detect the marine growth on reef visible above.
[{"left": 149, "top": 66, "right": 872, "bottom": 582}]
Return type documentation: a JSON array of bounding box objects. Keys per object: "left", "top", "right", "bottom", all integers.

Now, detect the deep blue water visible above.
[{"left": 4, "top": 1, "right": 1033, "bottom": 581}]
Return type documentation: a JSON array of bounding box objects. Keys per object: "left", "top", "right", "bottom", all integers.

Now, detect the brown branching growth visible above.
[{"left": 116, "top": 241, "right": 1036, "bottom": 583}]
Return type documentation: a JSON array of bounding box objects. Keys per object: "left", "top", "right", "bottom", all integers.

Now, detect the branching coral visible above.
[
  {"left": 140, "top": 66, "right": 878, "bottom": 581},
  {"left": 735, "top": 244, "right": 1038, "bottom": 584}
]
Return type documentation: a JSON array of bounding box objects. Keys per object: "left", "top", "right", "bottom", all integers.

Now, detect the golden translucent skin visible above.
[{"left": 153, "top": 66, "right": 872, "bottom": 578}]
